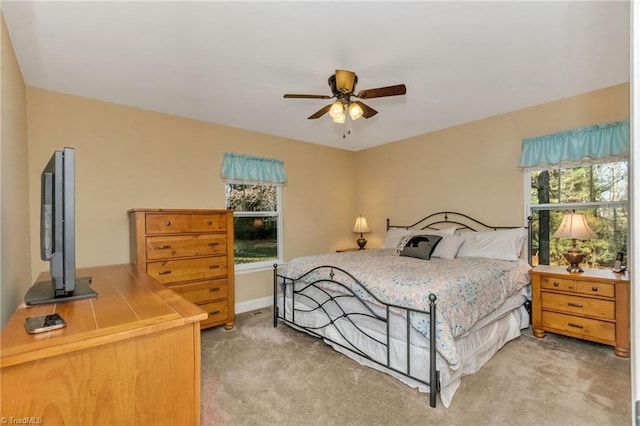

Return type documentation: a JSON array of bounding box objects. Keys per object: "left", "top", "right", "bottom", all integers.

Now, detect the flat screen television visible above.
[{"left": 24, "top": 147, "right": 97, "bottom": 305}]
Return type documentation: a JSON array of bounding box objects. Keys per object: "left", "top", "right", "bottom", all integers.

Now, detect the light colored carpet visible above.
[{"left": 201, "top": 308, "right": 630, "bottom": 426}]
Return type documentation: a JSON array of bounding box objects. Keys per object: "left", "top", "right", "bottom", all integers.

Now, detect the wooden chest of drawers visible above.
[
  {"left": 129, "top": 208, "right": 235, "bottom": 330},
  {"left": 530, "top": 265, "right": 629, "bottom": 357}
]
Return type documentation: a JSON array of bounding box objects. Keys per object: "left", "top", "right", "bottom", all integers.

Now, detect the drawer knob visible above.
[
  {"left": 158, "top": 270, "right": 172, "bottom": 275},
  {"left": 165, "top": 221, "right": 171, "bottom": 227},
  {"left": 209, "top": 287, "right": 221, "bottom": 292},
  {"left": 568, "top": 322, "right": 584, "bottom": 329},
  {"left": 210, "top": 310, "right": 221, "bottom": 315},
  {"left": 207, "top": 220, "right": 213, "bottom": 225},
  {"left": 209, "top": 265, "right": 220, "bottom": 269},
  {"left": 553, "top": 282, "right": 560, "bottom": 287},
  {"left": 157, "top": 245, "right": 171, "bottom": 250},
  {"left": 567, "top": 302, "right": 583, "bottom": 308},
  {"left": 592, "top": 287, "right": 598, "bottom": 292}
]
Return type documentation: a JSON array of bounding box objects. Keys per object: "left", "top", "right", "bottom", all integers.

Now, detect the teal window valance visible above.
[
  {"left": 221, "top": 153, "right": 287, "bottom": 185},
  {"left": 518, "top": 120, "right": 630, "bottom": 172}
]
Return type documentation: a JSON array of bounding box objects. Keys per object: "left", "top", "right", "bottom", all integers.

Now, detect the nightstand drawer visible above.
[
  {"left": 540, "top": 276, "right": 575, "bottom": 292},
  {"left": 574, "top": 281, "right": 614, "bottom": 298},
  {"left": 541, "top": 292, "right": 614, "bottom": 319},
  {"left": 542, "top": 311, "right": 615, "bottom": 344}
]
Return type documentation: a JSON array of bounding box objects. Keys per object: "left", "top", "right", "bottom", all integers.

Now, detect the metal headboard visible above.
[{"left": 386, "top": 211, "right": 534, "bottom": 265}]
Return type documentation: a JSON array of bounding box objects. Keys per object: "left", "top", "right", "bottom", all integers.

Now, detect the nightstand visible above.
[
  {"left": 530, "top": 265, "right": 630, "bottom": 357},
  {"left": 336, "top": 248, "right": 362, "bottom": 252}
]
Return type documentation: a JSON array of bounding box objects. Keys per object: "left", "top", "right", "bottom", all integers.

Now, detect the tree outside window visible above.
[{"left": 529, "top": 161, "right": 628, "bottom": 269}]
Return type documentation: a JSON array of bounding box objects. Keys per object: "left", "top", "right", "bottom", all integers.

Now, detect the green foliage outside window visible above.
[{"left": 530, "top": 162, "right": 628, "bottom": 269}]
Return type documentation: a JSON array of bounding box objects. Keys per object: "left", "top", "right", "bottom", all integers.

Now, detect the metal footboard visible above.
[{"left": 273, "top": 264, "right": 440, "bottom": 408}]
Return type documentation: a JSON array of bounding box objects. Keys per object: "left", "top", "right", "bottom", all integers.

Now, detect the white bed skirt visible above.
[{"left": 277, "top": 290, "right": 529, "bottom": 408}]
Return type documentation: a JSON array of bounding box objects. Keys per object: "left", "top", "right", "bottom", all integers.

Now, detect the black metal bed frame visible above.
[{"left": 273, "top": 211, "right": 532, "bottom": 408}]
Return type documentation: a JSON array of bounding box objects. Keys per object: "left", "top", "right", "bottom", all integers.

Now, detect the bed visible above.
[{"left": 273, "top": 212, "right": 532, "bottom": 408}]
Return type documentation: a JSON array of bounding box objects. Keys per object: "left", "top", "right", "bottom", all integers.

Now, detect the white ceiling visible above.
[{"left": 2, "top": 1, "right": 630, "bottom": 151}]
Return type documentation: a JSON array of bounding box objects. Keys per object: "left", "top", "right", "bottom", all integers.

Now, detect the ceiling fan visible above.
[{"left": 283, "top": 70, "right": 407, "bottom": 123}]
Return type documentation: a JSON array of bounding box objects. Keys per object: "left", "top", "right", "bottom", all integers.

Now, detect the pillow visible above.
[
  {"left": 456, "top": 227, "right": 528, "bottom": 261},
  {"left": 383, "top": 228, "right": 412, "bottom": 249},
  {"left": 399, "top": 234, "right": 443, "bottom": 260},
  {"left": 395, "top": 228, "right": 456, "bottom": 253},
  {"left": 431, "top": 234, "right": 465, "bottom": 260},
  {"left": 435, "top": 226, "right": 457, "bottom": 235}
]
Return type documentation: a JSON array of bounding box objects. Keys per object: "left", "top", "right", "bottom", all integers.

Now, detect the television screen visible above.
[{"left": 25, "top": 147, "right": 96, "bottom": 305}]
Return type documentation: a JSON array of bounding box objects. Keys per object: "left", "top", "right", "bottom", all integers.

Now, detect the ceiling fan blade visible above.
[
  {"left": 356, "top": 84, "right": 406, "bottom": 99},
  {"left": 353, "top": 101, "right": 378, "bottom": 119},
  {"left": 335, "top": 70, "right": 357, "bottom": 93},
  {"left": 284, "top": 94, "right": 332, "bottom": 99},
  {"left": 307, "top": 104, "right": 331, "bottom": 119}
]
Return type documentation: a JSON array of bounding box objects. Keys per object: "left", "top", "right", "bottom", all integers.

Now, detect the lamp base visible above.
[
  {"left": 356, "top": 238, "right": 367, "bottom": 250},
  {"left": 563, "top": 248, "right": 586, "bottom": 273}
]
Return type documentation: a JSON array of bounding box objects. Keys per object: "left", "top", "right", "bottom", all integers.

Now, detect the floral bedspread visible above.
[{"left": 281, "top": 249, "right": 531, "bottom": 368}]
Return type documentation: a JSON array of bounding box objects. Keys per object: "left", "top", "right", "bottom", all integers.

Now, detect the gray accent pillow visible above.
[{"left": 399, "top": 234, "right": 443, "bottom": 260}]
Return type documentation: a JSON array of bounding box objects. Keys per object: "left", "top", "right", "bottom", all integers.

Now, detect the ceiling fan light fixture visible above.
[
  {"left": 348, "top": 102, "right": 364, "bottom": 120},
  {"left": 332, "top": 112, "right": 346, "bottom": 123},
  {"left": 329, "top": 101, "right": 344, "bottom": 119}
]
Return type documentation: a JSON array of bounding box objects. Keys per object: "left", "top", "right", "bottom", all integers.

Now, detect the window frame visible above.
[{"left": 226, "top": 183, "right": 284, "bottom": 273}]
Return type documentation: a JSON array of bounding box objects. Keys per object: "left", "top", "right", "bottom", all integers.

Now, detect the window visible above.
[
  {"left": 528, "top": 161, "right": 628, "bottom": 269},
  {"left": 220, "top": 153, "right": 287, "bottom": 270},
  {"left": 225, "top": 183, "right": 283, "bottom": 269}
]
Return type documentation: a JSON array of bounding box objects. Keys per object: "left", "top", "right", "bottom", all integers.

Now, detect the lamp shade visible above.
[
  {"left": 348, "top": 102, "right": 364, "bottom": 120},
  {"left": 329, "top": 101, "right": 344, "bottom": 119},
  {"left": 352, "top": 216, "right": 370, "bottom": 234},
  {"left": 552, "top": 212, "right": 597, "bottom": 240}
]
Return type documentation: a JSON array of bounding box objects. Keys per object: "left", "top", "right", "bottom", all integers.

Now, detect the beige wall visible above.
[
  {"left": 25, "top": 88, "right": 358, "bottom": 307},
  {"left": 1, "top": 15, "right": 31, "bottom": 327},
  {"left": 357, "top": 83, "right": 630, "bottom": 248}
]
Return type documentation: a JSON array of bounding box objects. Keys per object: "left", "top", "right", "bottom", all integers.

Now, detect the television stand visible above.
[{"left": 24, "top": 276, "right": 96, "bottom": 305}]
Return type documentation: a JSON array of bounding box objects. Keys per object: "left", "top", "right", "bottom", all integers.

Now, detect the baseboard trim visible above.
[{"left": 235, "top": 296, "right": 272, "bottom": 314}]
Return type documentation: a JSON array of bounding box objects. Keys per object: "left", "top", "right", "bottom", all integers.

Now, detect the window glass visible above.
[
  {"left": 225, "top": 184, "right": 281, "bottom": 267},
  {"left": 529, "top": 161, "right": 628, "bottom": 269}
]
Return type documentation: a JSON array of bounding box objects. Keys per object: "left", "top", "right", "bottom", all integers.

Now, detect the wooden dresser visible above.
[
  {"left": 1, "top": 264, "right": 206, "bottom": 425},
  {"left": 128, "top": 208, "right": 235, "bottom": 330},
  {"left": 530, "top": 265, "right": 630, "bottom": 357}
]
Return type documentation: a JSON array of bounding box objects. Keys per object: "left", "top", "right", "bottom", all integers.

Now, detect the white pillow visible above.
[
  {"left": 456, "top": 227, "right": 528, "bottom": 261},
  {"left": 383, "top": 228, "right": 412, "bottom": 249},
  {"left": 432, "top": 234, "right": 465, "bottom": 260}
]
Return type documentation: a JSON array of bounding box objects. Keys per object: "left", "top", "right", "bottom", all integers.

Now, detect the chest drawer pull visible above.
[
  {"left": 157, "top": 245, "right": 171, "bottom": 249},
  {"left": 165, "top": 221, "right": 171, "bottom": 226},
  {"left": 209, "top": 265, "right": 220, "bottom": 269},
  {"left": 207, "top": 220, "right": 213, "bottom": 225},
  {"left": 567, "top": 302, "right": 583, "bottom": 308},
  {"left": 210, "top": 310, "right": 221, "bottom": 315},
  {"left": 209, "top": 287, "right": 221, "bottom": 292},
  {"left": 208, "top": 242, "right": 220, "bottom": 246},
  {"left": 568, "top": 322, "right": 584, "bottom": 329},
  {"left": 553, "top": 282, "right": 560, "bottom": 287},
  {"left": 158, "top": 270, "right": 172, "bottom": 275},
  {"left": 592, "top": 287, "right": 599, "bottom": 292}
]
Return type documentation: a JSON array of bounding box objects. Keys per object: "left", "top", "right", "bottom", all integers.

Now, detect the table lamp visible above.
[
  {"left": 552, "top": 211, "right": 597, "bottom": 272},
  {"left": 352, "top": 216, "right": 370, "bottom": 250}
]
